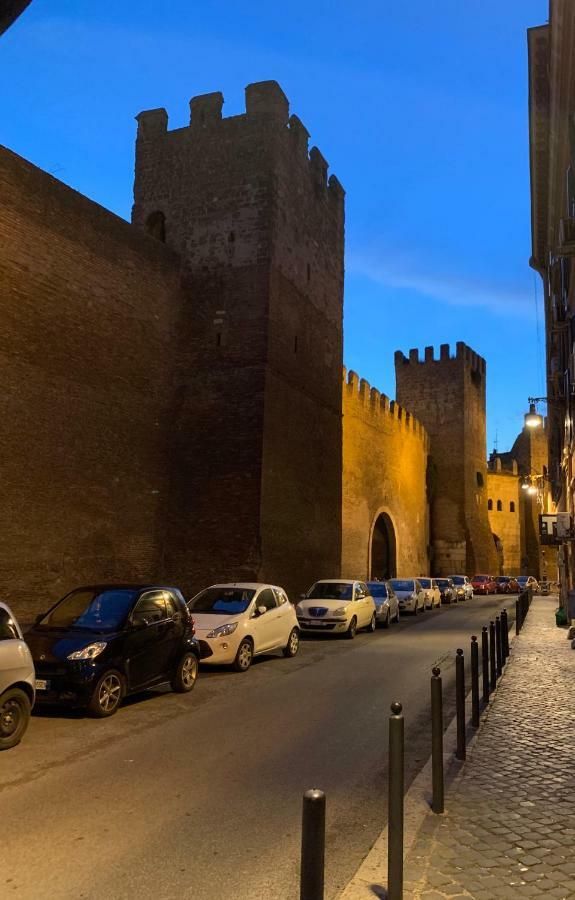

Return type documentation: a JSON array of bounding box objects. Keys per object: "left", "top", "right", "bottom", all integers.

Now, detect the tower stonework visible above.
[
  {"left": 395, "top": 342, "right": 498, "bottom": 576},
  {"left": 132, "top": 81, "right": 344, "bottom": 596}
]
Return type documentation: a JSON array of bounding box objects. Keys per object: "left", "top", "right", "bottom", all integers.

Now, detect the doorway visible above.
[{"left": 370, "top": 513, "right": 397, "bottom": 580}]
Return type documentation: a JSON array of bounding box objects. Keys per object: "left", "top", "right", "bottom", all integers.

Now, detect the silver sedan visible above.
[{"left": 365, "top": 581, "right": 400, "bottom": 628}]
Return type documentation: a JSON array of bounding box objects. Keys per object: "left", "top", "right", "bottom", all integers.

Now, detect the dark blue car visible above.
[{"left": 26, "top": 584, "right": 199, "bottom": 716}]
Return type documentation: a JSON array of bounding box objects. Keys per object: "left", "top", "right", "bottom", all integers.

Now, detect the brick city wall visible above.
[
  {"left": 342, "top": 370, "right": 429, "bottom": 580},
  {"left": 0, "top": 145, "right": 184, "bottom": 619},
  {"left": 395, "top": 342, "right": 498, "bottom": 576},
  {"left": 133, "top": 82, "right": 344, "bottom": 599},
  {"left": 487, "top": 470, "right": 521, "bottom": 574}
]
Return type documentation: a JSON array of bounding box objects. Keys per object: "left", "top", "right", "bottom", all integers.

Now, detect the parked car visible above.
[
  {"left": 188, "top": 583, "right": 299, "bottom": 671},
  {"left": 26, "top": 585, "right": 199, "bottom": 717},
  {"left": 297, "top": 580, "right": 376, "bottom": 638},
  {"left": 435, "top": 578, "right": 457, "bottom": 604},
  {"left": 418, "top": 578, "right": 441, "bottom": 609},
  {"left": 448, "top": 575, "right": 473, "bottom": 601},
  {"left": 516, "top": 576, "right": 540, "bottom": 593},
  {"left": 389, "top": 578, "right": 426, "bottom": 615},
  {"left": 471, "top": 574, "right": 498, "bottom": 595},
  {"left": 495, "top": 576, "right": 521, "bottom": 594},
  {"left": 0, "top": 603, "right": 35, "bottom": 750},
  {"left": 366, "top": 581, "right": 400, "bottom": 627}
]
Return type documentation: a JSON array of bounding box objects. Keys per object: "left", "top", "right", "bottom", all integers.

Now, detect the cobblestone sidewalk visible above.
[{"left": 404, "top": 596, "right": 575, "bottom": 899}]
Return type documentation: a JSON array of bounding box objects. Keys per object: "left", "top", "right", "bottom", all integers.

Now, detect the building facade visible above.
[{"left": 528, "top": 0, "right": 575, "bottom": 604}]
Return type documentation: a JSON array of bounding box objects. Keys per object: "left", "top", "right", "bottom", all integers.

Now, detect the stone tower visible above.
[
  {"left": 395, "top": 342, "right": 498, "bottom": 575},
  {"left": 132, "top": 81, "right": 344, "bottom": 597}
]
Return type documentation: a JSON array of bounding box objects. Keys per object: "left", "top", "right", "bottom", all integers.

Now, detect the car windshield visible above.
[
  {"left": 451, "top": 576, "right": 465, "bottom": 585},
  {"left": 390, "top": 580, "right": 414, "bottom": 592},
  {"left": 418, "top": 578, "right": 431, "bottom": 588},
  {"left": 189, "top": 587, "right": 256, "bottom": 615},
  {"left": 37, "top": 588, "right": 139, "bottom": 633},
  {"left": 516, "top": 577, "right": 528, "bottom": 584},
  {"left": 473, "top": 575, "right": 488, "bottom": 582},
  {"left": 436, "top": 579, "right": 450, "bottom": 588},
  {"left": 367, "top": 583, "right": 388, "bottom": 598},
  {"left": 307, "top": 582, "right": 354, "bottom": 600}
]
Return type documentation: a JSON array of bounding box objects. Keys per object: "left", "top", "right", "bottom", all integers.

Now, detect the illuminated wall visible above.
[{"left": 487, "top": 470, "right": 521, "bottom": 574}]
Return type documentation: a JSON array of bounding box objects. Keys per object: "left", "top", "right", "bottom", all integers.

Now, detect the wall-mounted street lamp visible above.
[{"left": 525, "top": 397, "right": 546, "bottom": 428}]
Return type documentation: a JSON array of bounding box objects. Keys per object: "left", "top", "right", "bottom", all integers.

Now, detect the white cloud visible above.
[{"left": 348, "top": 248, "right": 538, "bottom": 320}]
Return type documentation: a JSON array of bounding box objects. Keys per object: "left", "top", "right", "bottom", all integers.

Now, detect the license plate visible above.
[{"left": 35, "top": 679, "right": 49, "bottom": 691}]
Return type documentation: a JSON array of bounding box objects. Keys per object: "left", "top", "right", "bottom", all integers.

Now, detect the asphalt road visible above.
[{"left": 1, "top": 594, "right": 515, "bottom": 900}]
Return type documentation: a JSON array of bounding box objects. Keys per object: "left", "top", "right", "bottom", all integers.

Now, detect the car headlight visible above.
[
  {"left": 333, "top": 606, "right": 349, "bottom": 616},
  {"left": 206, "top": 622, "right": 238, "bottom": 638},
  {"left": 67, "top": 642, "right": 107, "bottom": 660}
]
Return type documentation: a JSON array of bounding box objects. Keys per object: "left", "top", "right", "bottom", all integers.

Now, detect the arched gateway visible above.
[{"left": 370, "top": 513, "right": 397, "bottom": 580}]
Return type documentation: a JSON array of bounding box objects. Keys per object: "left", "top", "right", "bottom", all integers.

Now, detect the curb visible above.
[{"left": 337, "top": 628, "right": 519, "bottom": 899}]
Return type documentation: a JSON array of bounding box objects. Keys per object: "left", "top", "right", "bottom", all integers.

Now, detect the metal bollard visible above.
[
  {"left": 489, "top": 621, "right": 497, "bottom": 691},
  {"left": 431, "top": 667, "right": 444, "bottom": 814},
  {"left": 300, "top": 789, "right": 325, "bottom": 900},
  {"left": 471, "top": 636, "right": 479, "bottom": 727},
  {"left": 515, "top": 597, "right": 521, "bottom": 635},
  {"left": 388, "top": 701, "right": 404, "bottom": 900},
  {"left": 495, "top": 615, "right": 502, "bottom": 678},
  {"left": 501, "top": 608, "right": 509, "bottom": 661},
  {"left": 455, "top": 649, "right": 466, "bottom": 761},
  {"left": 481, "top": 626, "right": 489, "bottom": 704}
]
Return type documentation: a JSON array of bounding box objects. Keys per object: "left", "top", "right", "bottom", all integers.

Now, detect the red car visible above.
[{"left": 471, "top": 574, "right": 498, "bottom": 595}]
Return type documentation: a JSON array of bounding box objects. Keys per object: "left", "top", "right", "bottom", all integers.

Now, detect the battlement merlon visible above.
[
  {"left": 394, "top": 342, "right": 486, "bottom": 374},
  {"left": 135, "top": 81, "right": 345, "bottom": 207}
]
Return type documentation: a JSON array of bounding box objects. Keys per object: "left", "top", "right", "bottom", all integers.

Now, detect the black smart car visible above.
[{"left": 26, "top": 584, "right": 200, "bottom": 717}]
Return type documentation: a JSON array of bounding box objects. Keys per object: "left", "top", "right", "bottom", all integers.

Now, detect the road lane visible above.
[{"left": 1, "top": 595, "right": 515, "bottom": 899}]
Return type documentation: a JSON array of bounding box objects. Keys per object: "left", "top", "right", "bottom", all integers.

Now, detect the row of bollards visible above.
[{"left": 299, "top": 590, "right": 533, "bottom": 900}]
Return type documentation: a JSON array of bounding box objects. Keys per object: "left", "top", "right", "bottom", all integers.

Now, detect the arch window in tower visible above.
[
  {"left": 145, "top": 210, "right": 166, "bottom": 243},
  {"left": 488, "top": 499, "right": 493, "bottom": 510},
  {"left": 510, "top": 501, "right": 515, "bottom": 512},
  {"left": 497, "top": 500, "right": 502, "bottom": 511}
]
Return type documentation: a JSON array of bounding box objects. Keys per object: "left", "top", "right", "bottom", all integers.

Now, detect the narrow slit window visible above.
[
  {"left": 488, "top": 499, "right": 493, "bottom": 510},
  {"left": 510, "top": 501, "right": 515, "bottom": 512},
  {"left": 497, "top": 500, "right": 502, "bottom": 511}
]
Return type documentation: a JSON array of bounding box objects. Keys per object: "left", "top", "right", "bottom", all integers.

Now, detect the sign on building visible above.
[{"left": 539, "top": 512, "right": 574, "bottom": 544}]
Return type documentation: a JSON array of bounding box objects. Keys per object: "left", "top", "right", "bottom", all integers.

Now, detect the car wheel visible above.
[
  {"left": 172, "top": 652, "right": 199, "bottom": 693},
  {"left": 383, "top": 609, "right": 391, "bottom": 629},
  {"left": 0, "top": 688, "right": 31, "bottom": 751},
  {"left": 367, "top": 612, "right": 377, "bottom": 632},
  {"left": 283, "top": 628, "right": 300, "bottom": 658},
  {"left": 87, "top": 670, "right": 124, "bottom": 718},
  {"left": 345, "top": 616, "right": 357, "bottom": 639},
  {"left": 233, "top": 638, "right": 253, "bottom": 672}
]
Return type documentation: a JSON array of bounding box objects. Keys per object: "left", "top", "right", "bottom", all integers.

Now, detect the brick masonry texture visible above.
[
  {"left": 0, "top": 145, "right": 185, "bottom": 617},
  {"left": 487, "top": 471, "right": 521, "bottom": 574},
  {"left": 395, "top": 343, "right": 499, "bottom": 576},
  {"left": 342, "top": 369, "right": 429, "bottom": 579},
  {"left": 403, "top": 596, "right": 575, "bottom": 899}
]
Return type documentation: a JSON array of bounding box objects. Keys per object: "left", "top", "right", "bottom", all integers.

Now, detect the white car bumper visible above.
[
  {"left": 297, "top": 616, "right": 349, "bottom": 633},
  {"left": 196, "top": 633, "right": 241, "bottom": 665}
]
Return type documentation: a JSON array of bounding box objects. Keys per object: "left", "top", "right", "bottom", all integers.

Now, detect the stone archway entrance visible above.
[{"left": 370, "top": 513, "right": 397, "bottom": 580}]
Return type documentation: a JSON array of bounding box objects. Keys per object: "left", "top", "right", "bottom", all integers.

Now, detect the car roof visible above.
[
  {"left": 67, "top": 583, "right": 184, "bottom": 592},
  {"left": 198, "top": 582, "right": 285, "bottom": 591},
  {"left": 313, "top": 579, "right": 358, "bottom": 585}
]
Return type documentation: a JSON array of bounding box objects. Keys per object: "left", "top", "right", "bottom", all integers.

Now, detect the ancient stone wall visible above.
[
  {"left": 0, "top": 145, "right": 184, "bottom": 618},
  {"left": 487, "top": 470, "right": 521, "bottom": 574},
  {"left": 342, "top": 370, "right": 429, "bottom": 580},
  {"left": 395, "top": 342, "right": 498, "bottom": 575},
  {"left": 132, "top": 82, "right": 344, "bottom": 599}
]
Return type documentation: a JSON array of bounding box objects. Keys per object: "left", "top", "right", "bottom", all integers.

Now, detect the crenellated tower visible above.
[
  {"left": 132, "top": 81, "right": 344, "bottom": 595},
  {"left": 395, "top": 342, "right": 498, "bottom": 575}
]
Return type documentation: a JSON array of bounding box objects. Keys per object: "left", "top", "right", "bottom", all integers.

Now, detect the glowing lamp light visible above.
[
  {"left": 527, "top": 485, "right": 538, "bottom": 496},
  {"left": 525, "top": 403, "right": 543, "bottom": 428},
  {"left": 521, "top": 482, "right": 530, "bottom": 490}
]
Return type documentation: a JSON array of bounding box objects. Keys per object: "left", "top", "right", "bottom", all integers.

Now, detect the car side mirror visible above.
[{"left": 257, "top": 605, "right": 267, "bottom": 616}]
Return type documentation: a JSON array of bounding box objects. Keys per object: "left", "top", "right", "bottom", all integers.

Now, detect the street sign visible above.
[{"left": 539, "top": 512, "right": 574, "bottom": 544}]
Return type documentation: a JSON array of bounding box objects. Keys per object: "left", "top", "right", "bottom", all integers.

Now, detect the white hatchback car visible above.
[
  {"left": 188, "top": 583, "right": 299, "bottom": 672},
  {"left": 389, "top": 578, "right": 427, "bottom": 615},
  {"left": 418, "top": 578, "right": 441, "bottom": 609},
  {"left": 0, "top": 602, "right": 35, "bottom": 751},
  {"left": 296, "top": 580, "right": 376, "bottom": 638}
]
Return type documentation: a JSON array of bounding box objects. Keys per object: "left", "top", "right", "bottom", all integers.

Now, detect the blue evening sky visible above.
[{"left": 1, "top": 0, "right": 548, "bottom": 452}]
